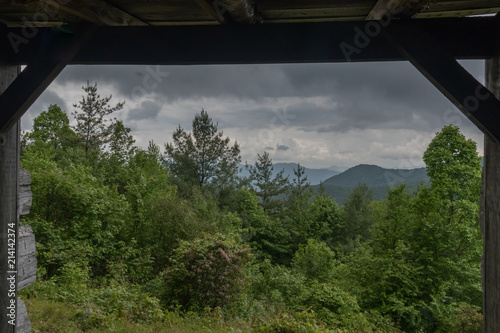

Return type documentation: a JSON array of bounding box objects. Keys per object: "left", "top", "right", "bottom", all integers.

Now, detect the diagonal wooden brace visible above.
[
  {"left": 384, "top": 19, "right": 500, "bottom": 143},
  {"left": 0, "top": 24, "right": 97, "bottom": 133}
]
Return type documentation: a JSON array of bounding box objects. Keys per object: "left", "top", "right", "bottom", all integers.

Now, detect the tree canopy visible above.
[
  {"left": 164, "top": 109, "right": 241, "bottom": 196},
  {"left": 73, "top": 82, "right": 125, "bottom": 159}
]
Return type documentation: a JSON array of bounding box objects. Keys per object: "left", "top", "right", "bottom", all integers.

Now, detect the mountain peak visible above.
[{"left": 323, "top": 164, "right": 428, "bottom": 188}]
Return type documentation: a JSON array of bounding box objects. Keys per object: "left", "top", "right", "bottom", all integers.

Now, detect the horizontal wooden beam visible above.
[
  {"left": 385, "top": 20, "right": 500, "bottom": 143},
  {"left": 0, "top": 17, "right": 497, "bottom": 66}
]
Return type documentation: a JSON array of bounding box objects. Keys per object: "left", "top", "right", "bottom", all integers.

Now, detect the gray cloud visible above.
[
  {"left": 276, "top": 144, "right": 289, "bottom": 151},
  {"left": 127, "top": 100, "right": 162, "bottom": 121},
  {"left": 50, "top": 61, "right": 485, "bottom": 135},
  {"left": 28, "top": 89, "right": 68, "bottom": 114},
  {"left": 22, "top": 89, "right": 69, "bottom": 130}
]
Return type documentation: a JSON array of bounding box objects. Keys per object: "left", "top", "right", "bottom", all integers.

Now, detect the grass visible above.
[
  {"left": 24, "top": 296, "right": 409, "bottom": 333},
  {"left": 25, "top": 298, "right": 255, "bottom": 333}
]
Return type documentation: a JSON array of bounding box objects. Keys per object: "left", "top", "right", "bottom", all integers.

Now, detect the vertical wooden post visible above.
[
  {"left": 483, "top": 54, "right": 500, "bottom": 332},
  {"left": 0, "top": 66, "right": 20, "bottom": 333}
]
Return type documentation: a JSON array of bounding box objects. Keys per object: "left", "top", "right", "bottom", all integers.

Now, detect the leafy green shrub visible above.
[
  {"left": 292, "top": 239, "right": 337, "bottom": 282},
  {"left": 56, "top": 281, "right": 163, "bottom": 329},
  {"left": 298, "top": 280, "right": 369, "bottom": 328},
  {"left": 161, "top": 234, "right": 252, "bottom": 311},
  {"left": 439, "top": 305, "right": 483, "bottom": 333},
  {"left": 74, "top": 302, "right": 110, "bottom": 331},
  {"left": 22, "top": 154, "right": 130, "bottom": 278},
  {"left": 55, "top": 261, "right": 92, "bottom": 304},
  {"left": 23, "top": 261, "right": 92, "bottom": 305},
  {"left": 91, "top": 282, "right": 164, "bottom": 324},
  {"left": 249, "top": 260, "right": 306, "bottom": 308}
]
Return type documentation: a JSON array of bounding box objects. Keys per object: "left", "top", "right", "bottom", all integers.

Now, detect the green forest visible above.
[{"left": 20, "top": 83, "right": 483, "bottom": 332}]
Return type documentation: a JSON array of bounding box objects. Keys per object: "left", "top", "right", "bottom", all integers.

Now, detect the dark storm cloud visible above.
[
  {"left": 276, "top": 144, "right": 289, "bottom": 151},
  {"left": 127, "top": 100, "right": 162, "bottom": 121},
  {"left": 23, "top": 89, "right": 70, "bottom": 130},
  {"left": 50, "top": 60, "right": 484, "bottom": 133},
  {"left": 27, "top": 89, "right": 68, "bottom": 115},
  {"left": 56, "top": 64, "right": 289, "bottom": 101}
]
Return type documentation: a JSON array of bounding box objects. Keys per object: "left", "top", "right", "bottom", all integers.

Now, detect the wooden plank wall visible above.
[{"left": 16, "top": 169, "right": 35, "bottom": 333}]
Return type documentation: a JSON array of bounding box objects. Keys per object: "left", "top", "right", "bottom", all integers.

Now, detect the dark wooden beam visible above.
[
  {"left": 483, "top": 52, "right": 500, "bottom": 333},
  {"left": 385, "top": 20, "right": 500, "bottom": 143},
  {"left": 0, "top": 17, "right": 497, "bottom": 66},
  {"left": 0, "top": 25, "right": 96, "bottom": 133},
  {"left": 0, "top": 65, "right": 19, "bottom": 333},
  {"left": 0, "top": 59, "right": 65, "bottom": 133}
]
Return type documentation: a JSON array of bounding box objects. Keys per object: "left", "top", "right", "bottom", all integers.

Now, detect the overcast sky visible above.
[{"left": 22, "top": 60, "right": 485, "bottom": 170}]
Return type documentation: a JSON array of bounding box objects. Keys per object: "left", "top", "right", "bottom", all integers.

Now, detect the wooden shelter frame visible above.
[{"left": 1, "top": 2, "right": 500, "bottom": 332}]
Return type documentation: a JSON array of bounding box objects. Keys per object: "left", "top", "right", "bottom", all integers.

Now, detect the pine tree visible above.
[
  {"left": 246, "top": 151, "right": 289, "bottom": 214},
  {"left": 72, "top": 82, "right": 124, "bottom": 159},
  {"left": 164, "top": 109, "right": 241, "bottom": 193}
]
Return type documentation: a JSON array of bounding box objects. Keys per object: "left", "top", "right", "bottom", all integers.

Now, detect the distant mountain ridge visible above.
[
  {"left": 239, "top": 162, "right": 429, "bottom": 205},
  {"left": 317, "top": 164, "right": 429, "bottom": 205},
  {"left": 323, "top": 164, "right": 428, "bottom": 188},
  {"left": 239, "top": 163, "right": 340, "bottom": 185}
]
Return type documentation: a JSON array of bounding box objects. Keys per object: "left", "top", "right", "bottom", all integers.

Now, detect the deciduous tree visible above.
[{"left": 27, "top": 104, "right": 76, "bottom": 149}]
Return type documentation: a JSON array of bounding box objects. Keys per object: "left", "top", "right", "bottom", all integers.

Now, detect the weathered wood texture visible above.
[
  {"left": 16, "top": 298, "right": 30, "bottom": 333},
  {"left": 18, "top": 168, "right": 35, "bottom": 293},
  {"left": 18, "top": 168, "right": 31, "bottom": 216},
  {"left": 40, "top": 0, "right": 148, "bottom": 26},
  {"left": 1, "top": 0, "right": 499, "bottom": 26},
  {"left": 483, "top": 53, "right": 500, "bottom": 333},
  {"left": 366, "top": 0, "right": 432, "bottom": 20},
  {"left": 17, "top": 226, "right": 35, "bottom": 291},
  {"left": 0, "top": 65, "right": 19, "bottom": 333}
]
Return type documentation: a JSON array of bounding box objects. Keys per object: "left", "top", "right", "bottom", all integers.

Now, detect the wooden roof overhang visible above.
[
  {"left": 0, "top": 1, "right": 500, "bottom": 141},
  {"left": 1, "top": 0, "right": 499, "bottom": 26}
]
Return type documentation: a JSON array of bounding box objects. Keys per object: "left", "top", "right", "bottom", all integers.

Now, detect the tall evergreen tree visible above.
[
  {"left": 72, "top": 82, "right": 124, "bottom": 159},
  {"left": 247, "top": 152, "right": 289, "bottom": 214},
  {"left": 289, "top": 163, "right": 312, "bottom": 207},
  {"left": 164, "top": 109, "right": 241, "bottom": 194},
  {"left": 341, "top": 183, "right": 373, "bottom": 251}
]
